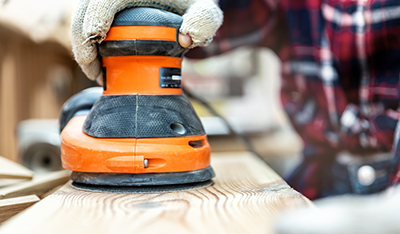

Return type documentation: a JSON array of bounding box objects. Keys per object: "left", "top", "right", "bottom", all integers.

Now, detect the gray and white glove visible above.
[
  {"left": 71, "top": 0, "right": 223, "bottom": 84},
  {"left": 275, "top": 187, "right": 400, "bottom": 234}
]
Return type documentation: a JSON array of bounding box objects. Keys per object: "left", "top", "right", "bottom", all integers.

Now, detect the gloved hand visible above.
[
  {"left": 275, "top": 186, "right": 400, "bottom": 234},
  {"left": 71, "top": 0, "right": 223, "bottom": 84}
]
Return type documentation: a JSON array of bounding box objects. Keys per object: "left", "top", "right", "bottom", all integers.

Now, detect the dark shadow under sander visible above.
[{"left": 71, "top": 180, "right": 213, "bottom": 193}]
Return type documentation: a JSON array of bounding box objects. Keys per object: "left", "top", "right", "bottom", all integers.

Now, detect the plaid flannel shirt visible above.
[{"left": 187, "top": 0, "right": 400, "bottom": 199}]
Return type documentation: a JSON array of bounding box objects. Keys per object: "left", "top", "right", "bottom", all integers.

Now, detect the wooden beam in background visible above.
[
  {"left": 0, "top": 40, "right": 18, "bottom": 161},
  {"left": 0, "top": 152, "right": 311, "bottom": 234}
]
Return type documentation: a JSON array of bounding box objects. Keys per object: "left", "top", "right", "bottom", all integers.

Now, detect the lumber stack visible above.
[
  {"left": 0, "top": 152, "right": 312, "bottom": 234},
  {"left": 0, "top": 156, "right": 70, "bottom": 223}
]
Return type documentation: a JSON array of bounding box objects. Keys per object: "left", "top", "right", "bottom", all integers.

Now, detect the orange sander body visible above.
[{"left": 60, "top": 7, "right": 214, "bottom": 187}]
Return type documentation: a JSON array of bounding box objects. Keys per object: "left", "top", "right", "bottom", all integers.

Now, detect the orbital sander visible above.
[{"left": 60, "top": 7, "right": 214, "bottom": 188}]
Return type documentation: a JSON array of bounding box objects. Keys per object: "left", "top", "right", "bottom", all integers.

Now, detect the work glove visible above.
[
  {"left": 71, "top": 0, "right": 223, "bottom": 84},
  {"left": 275, "top": 186, "right": 400, "bottom": 234}
]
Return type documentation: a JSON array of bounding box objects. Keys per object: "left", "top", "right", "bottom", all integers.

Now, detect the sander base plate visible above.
[
  {"left": 70, "top": 166, "right": 215, "bottom": 192},
  {"left": 71, "top": 180, "right": 213, "bottom": 193}
]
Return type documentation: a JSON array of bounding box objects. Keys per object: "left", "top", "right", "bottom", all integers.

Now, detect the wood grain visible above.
[
  {"left": 0, "top": 156, "right": 33, "bottom": 180},
  {"left": 0, "top": 170, "right": 70, "bottom": 199},
  {"left": 0, "top": 152, "right": 311, "bottom": 234},
  {"left": 0, "top": 195, "right": 39, "bottom": 223}
]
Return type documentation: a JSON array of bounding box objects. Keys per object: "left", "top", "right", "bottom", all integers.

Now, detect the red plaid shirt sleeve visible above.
[
  {"left": 187, "top": 0, "right": 400, "bottom": 199},
  {"left": 186, "top": 0, "right": 288, "bottom": 58}
]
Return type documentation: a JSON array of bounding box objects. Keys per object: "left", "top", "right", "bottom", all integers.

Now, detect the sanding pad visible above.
[
  {"left": 71, "top": 180, "right": 213, "bottom": 193},
  {"left": 70, "top": 166, "right": 215, "bottom": 187}
]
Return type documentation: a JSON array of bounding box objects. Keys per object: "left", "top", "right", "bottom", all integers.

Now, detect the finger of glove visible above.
[
  {"left": 180, "top": 0, "right": 223, "bottom": 48},
  {"left": 83, "top": 0, "right": 193, "bottom": 45},
  {"left": 71, "top": 0, "right": 98, "bottom": 65},
  {"left": 275, "top": 194, "right": 396, "bottom": 234},
  {"left": 96, "top": 74, "right": 104, "bottom": 86},
  {"left": 80, "top": 58, "right": 103, "bottom": 83}
]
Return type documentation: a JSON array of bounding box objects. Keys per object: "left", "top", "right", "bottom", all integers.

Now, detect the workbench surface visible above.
[{"left": 0, "top": 152, "right": 311, "bottom": 234}]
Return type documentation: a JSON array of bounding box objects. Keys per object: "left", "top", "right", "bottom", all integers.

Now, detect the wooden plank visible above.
[
  {"left": 0, "top": 152, "right": 311, "bottom": 234},
  {"left": 0, "top": 179, "right": 29, "bottom": 188},
  {"left": 0, "top": 195, "right": 39, "bottom": 223},
  {"left": 41, "top": 185, "right": 63, "bottom": 199},
  {"left": 0, "top": 170, "right": 70, "bottom": 199},
  {"left": 0, "top": 156, "right": 33, "bottom": 180}
]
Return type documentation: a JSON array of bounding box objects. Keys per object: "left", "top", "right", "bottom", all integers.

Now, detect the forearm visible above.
[{"left": 186, "top": 0, "right": 287, "bottom": 58}]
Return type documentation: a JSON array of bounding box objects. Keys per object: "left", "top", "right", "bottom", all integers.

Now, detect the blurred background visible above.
[{"left": 0, "top": 0, "right": 302, "bottom": 177}]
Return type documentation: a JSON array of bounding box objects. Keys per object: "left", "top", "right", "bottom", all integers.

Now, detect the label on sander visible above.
[{"left": 159, "top": 67, "right": 181, "bottom": 88}]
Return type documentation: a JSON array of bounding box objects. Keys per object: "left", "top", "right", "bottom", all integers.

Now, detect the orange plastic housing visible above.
[
  {"left": 102, "top": 56, "right": 182, "bottom": 95},
  {"left": 61, "top": 116, "right": 211, "bottom": 174},
  {"left": 61, "top": 20, "right": 212, "bottom": 176}
]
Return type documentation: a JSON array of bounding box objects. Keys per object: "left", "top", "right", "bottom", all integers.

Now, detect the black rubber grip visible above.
[
  {"left": 99, "top": 40, "right": 186, "bottom": 58},
  {"left": 112, "top": 7, "right": 183, "bottom": 27},
  {"left": 59, "top": 87, "right": 103, "bottom": 132},
  {"left": 99, "top": 7, "right": 187, "bottom": 58},
  {"left": 83, "top": 95, "right": 205, "bottom": 138}
]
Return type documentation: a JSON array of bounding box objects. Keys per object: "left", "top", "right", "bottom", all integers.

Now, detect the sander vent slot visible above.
[{"left": 189, "top": 140, "right": 203, "bottom": 148}]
